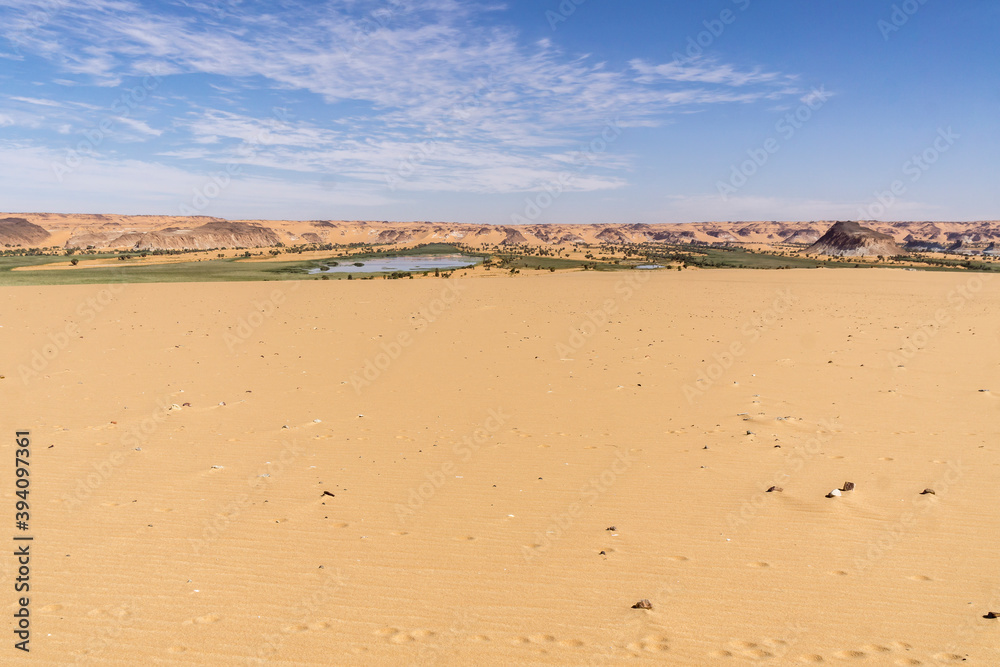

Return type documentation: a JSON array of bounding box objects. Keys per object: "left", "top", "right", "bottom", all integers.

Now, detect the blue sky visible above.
[{"left": 0, "top": 0, "right": 996, "bottom": 223}]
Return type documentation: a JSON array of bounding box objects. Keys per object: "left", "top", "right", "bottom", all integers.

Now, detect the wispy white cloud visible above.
[
  {"left": 8, "top": 95, "right": 65, "bottom": 107},
  {"left": 0, "top": 142, "right": 392, "bottom": 216},
  {"left": 118, "top": 116, "right": 162, "bottom": 137},
  {"left": 629, "top": 59, "right": 791, "bottom": 87},
  {"left": 0, "top": 0, "right": 815, "bottom": 199}
]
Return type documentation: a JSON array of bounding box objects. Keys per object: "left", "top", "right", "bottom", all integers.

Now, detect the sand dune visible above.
[{"left": 3, "top": 269, "right": 999, "bottom": 664}]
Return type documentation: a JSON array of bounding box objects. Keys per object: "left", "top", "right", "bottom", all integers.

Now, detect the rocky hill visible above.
[
  {"left": 0, "top": 217, "right": 52, "bottom": 246},
  {"left": 65, "top": 220, "right": 280, "bottom": 250},
  {"left": 3, "top": 213, "right": 1000, "bottom": 251},
  {"left": 805, "top": 221, "right": 904, "bottom": 257}
]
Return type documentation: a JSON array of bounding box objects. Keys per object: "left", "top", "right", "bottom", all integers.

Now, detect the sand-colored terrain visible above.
[
  {"left": 5, "top": 213, "right": 1000, "bottom": 251},
  {"left": 3, "top": 269, "right": 999, "bottom": 665}
]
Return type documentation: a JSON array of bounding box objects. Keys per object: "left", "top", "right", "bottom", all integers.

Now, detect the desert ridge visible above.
[{"left": 3, "top": 213, "right": 1000, "bottom": 251}]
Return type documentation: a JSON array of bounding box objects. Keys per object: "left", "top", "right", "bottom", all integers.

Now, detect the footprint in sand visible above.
[
  {"left": 749, "top": 562, "right": 770, "bottom": 568},
  {"left": 879, "top": 457, "right": 895, "bottom": 461},
  {"left": 183, "top": 614, "right": 221, "bottom": 626},
  {"left": 894, "top": 659, "right": 922, "bottom": 666},
  {"left": 154, "top": 508, "right": 173, "bottom": 513},
  {"left": 861, "top": 644, "right": 892, "bottom": 653},
  {"left": 796, "top": 655, "right": 825, "bottom": 663},
  {"left": 167, "top": 646, "right": 188, "bottom": 654},
  {"left": 833, "top": 649, "right": 867, "bottom": 659},
  {"left": 454, "top": 536, "right": 476, "bottom": 541},
  {"left": 629, "top": 634, "right": 669, "bottom": 653},
  {"left": 667, "top": 555, "right": 690, "bottom": 562},
  {"left": 908, "top": 575, "right": 933, "bottom": 581},
  {"left": 40, "top": 604, "right": 64, "bottom": 612},
  {"left": 828, "top": 570, "right": 849, "bottom": 576},
  {"left": 378, "top": 628, "right": 435, "bottom": 644},
  {"left": 931, "top": 653, "right": 965, "bottom": 663}
]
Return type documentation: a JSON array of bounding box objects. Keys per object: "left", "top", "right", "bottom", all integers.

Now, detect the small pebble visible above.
[
  {"left": 766, "top": 486, "right": 782, "bottom": 493},
  {"left": 920, "top": 489, "right": 936, "bottom": 495},
  {"left": 826, "top": 489, "right": 841, "bottom": 498},
  {"left": 631, "top": 599, "right": 652, "bottom": 610}
]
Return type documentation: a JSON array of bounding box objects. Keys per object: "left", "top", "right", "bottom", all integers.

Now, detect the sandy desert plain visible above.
[{"left": 3, "top": 242, "right": 1000, "bottom": 665}]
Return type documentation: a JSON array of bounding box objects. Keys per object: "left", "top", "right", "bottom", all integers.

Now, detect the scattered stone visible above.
[
  {"left": 984, "top": 612, "right": 998, "bottom": 619},
  {"left": 842, "top": 481, "right": 855, "bottom": 492},
  {"left": 920, "top": 489, "right": 936, "bottom": 495},
  {"left": 826, "top": 489, "right": 842, "bottom": 498},
  {"left": 766, "top": 486, "right": 783, "bottom": 493},
  {"left": 182, "top": 402, "right": 191, "bottom": 407},
  {"left": 599, "top": 551, "right": 606, "bottom": 556},
  {"left": 746, "top": 430, "right": 755, "bottom": 436},
  {"left": 606, "top": 526, "right": 616, "bottom": 531},
  {"left": 631, "top": 599, "right": 653, "bottom": 610},
  {"left": 321, "top": 491, "right": 335, "bottom": 498}
]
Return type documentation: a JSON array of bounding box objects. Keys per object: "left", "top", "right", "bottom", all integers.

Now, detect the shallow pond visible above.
[{"left": 308, "top": 254, "right": 482, "bottom": 274}]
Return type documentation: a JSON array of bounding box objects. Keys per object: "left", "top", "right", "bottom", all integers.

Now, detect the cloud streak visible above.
[{"left": 0, "top": 0, "right": 815, "bottom": 202}]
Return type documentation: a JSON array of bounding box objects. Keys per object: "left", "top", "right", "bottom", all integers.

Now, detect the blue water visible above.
[
  {"left": 308, "top": 254, "right": 482, "bottom": 274},
  {"left": 636, "top": 264, "right": 664, "bottom": 269}
]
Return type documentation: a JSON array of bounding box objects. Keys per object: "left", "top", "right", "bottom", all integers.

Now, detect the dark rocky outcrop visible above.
[{"left": 806, "top": 221, "right": 904, "bottom": 257}]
